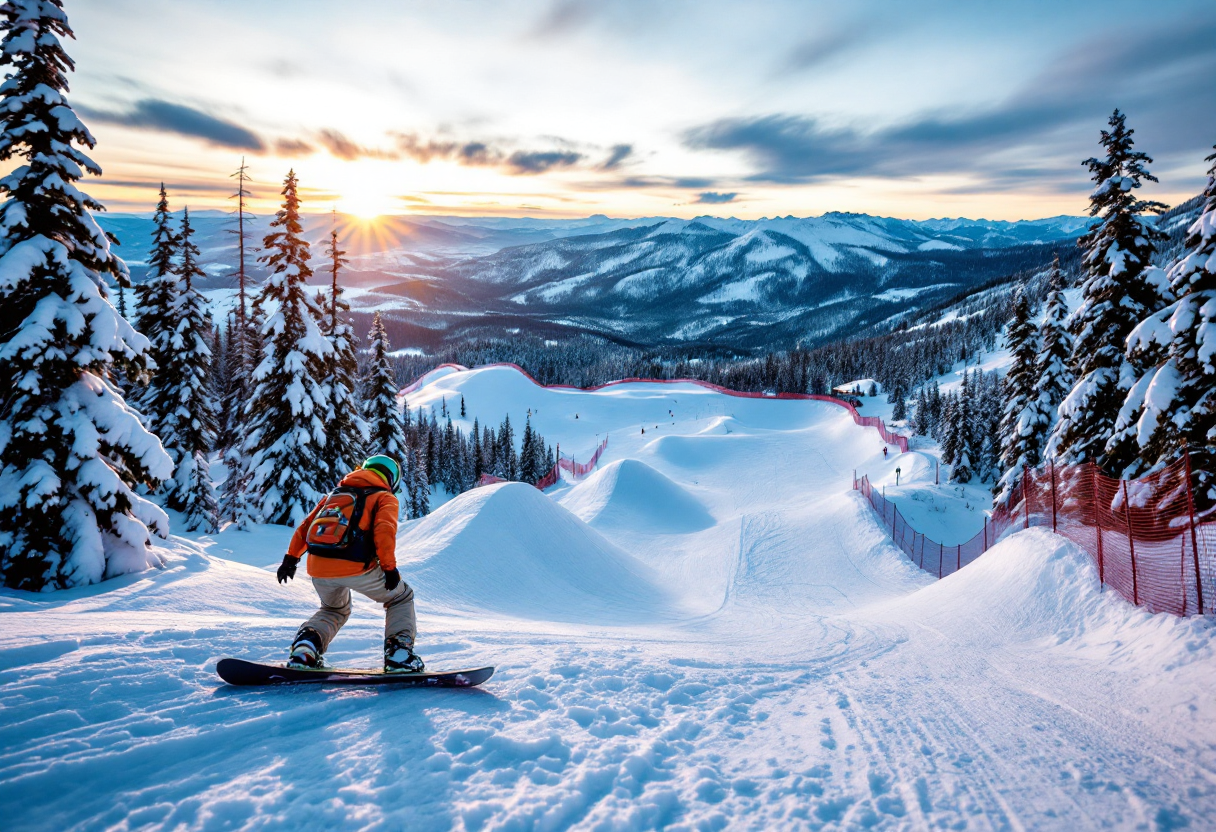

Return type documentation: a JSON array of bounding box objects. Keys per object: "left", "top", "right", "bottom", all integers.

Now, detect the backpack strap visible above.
[{"left": 347, "top": 485, "right": 389, "bottom": 567}]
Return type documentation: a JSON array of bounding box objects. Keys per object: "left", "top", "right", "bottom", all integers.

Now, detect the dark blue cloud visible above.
[
  {"left": 696, "top": 191, "right": 738, "bottom": 204},
  {"left": 507, "top": 150, "right": 584, "bottom": 173},
  {"left": 600, "top": 144, "right": 633, "bottom": 170},
  {"left": 81, "top": 98, "right": 264, "bottom": 151}
]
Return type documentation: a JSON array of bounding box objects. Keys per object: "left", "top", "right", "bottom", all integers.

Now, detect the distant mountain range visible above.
[{"left": 98, "top": 210, "right": 1108, "bottom": 350}]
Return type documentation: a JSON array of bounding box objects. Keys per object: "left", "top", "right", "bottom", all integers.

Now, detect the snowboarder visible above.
[{"left": 276, "top": 455, "right": 425, "bottom": 673}]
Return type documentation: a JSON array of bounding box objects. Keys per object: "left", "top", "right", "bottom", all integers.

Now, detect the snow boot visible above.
[
  {"left": 287, "top": 627, "right": 325, "bottom": 668},
  {"left": 384, "top": 636, "right": 424, "bottom": 673}
]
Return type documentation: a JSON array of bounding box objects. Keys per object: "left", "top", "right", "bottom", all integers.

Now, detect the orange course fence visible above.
[{"left": 855, "top": 455, "right": 1216, "bottom": 617}]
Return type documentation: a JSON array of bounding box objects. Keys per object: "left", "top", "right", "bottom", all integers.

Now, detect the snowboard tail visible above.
[{"left": 217, "top": 657, "right": 494, "bottom": 688}]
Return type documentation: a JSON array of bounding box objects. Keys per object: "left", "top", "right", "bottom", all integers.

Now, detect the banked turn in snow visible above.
[{"left": 2, "top": 364, "right": 1214, "bottom": 831}]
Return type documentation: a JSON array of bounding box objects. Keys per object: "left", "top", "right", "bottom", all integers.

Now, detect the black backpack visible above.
[{"left": 305, "top": 485, "right": 388, "bottom": 565}]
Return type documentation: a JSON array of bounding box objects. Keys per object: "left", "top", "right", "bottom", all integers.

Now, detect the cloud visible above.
[
  {"left": 696, "top": 191, "right": 738, "bottom": 204},
  {"left": 315, "top": 129, "right": 398, "bottom": 161},
  {"left": 393, "top": 131, "right": 595, "bottom": 175},
  {"left": 600, "top": 144, "right": 633, "bottom": 170},
  {"left": 81, "top": 98, "right": 264, "bottom": 150},
  {"left": 686, "top": 13, "right": 1216, "bottom": 186},
  {"left": 779, "top": 22, "right": 877, "bottom": 75},
  {"left": 274, "top": 138, "right": 314, "bottom": 157},
  {"left": 507, "top": 150, "right": 583, "bottom": 173},
  {"left": 528, "top": 0, "right": 599, "bottom": 39}
]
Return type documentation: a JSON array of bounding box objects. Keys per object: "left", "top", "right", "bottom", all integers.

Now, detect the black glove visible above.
[
  {"left": 277, "top": 555, "right": 299, "bottom": 584},
  {"left": 383, "top": 567, "right": 401, "bottom": 591}
]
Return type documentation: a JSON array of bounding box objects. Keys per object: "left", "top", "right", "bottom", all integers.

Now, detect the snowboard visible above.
[{"left": 216, "top": 657, "right": 494, "bottom": 688}]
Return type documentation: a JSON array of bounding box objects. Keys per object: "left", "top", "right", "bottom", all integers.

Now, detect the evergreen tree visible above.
[
  {"left": 520, "top": 416, "right": 538, "bottom": 483},
  {"left": 939, "top": 393, "right": 959, "bottom": 466},
  {"left": 361, "top": 312, "right": 407, "bottom": 464},
  {"left": 318, "top": 218, "right": 366, "bottom": 473},
  {"left": 241, "top": 170, "right": 332, "bottom": 525},
  {"left": 978, "top": 371, "right": 1003, "bottom": 482},
  {"left": 1108, "top": 145, "right": 1216, "bottom": 502},
  {"left": 208, "top": 321, "right": 226, "bottom": 406},
  {"left": 407, "top": 443, "right": 429, "bottom": 518},
  {"left": 132, "top": 183, "right": 179, "bottom": 431},
  {"left": 913, "top": 386, "right": 929, "bottom": 436},
  {"left": 217, "top": 308, "right": 260, "bottom": 530},
  {"left": 498, "top": 414, "right": 517, "bottom": 480},
  {"left": 891, "top": 384, "right": 907, "bottom": 422},
  {"left": 425, "top": 414, "right": 437, "bottom": 484},
  {"left": 1048, "top": 110, "right": 1170, "bottom": 468},
  {"left": 471, "top": 417, "right": 483, "bottom": 481},
  {"left": 995, "top": 287, "right": 1040, "bottom": 501},
  {"left": 951, "top": 374, "right": 974, "bottom": 483},
  {"left": 1031, "top": 256, "right": 1073, "bottom": 457},
  {"left": 0, "top": 0, "right": 172, "bottom": 589},
  {"left": 483, "top": 424, "right": 496, "bottom": 476},
  {"left": 163, "top": 207, "right": 218, "bottom": 530},
  {"left": 460, "top": 395, "right": 466, "bottom": 418}
]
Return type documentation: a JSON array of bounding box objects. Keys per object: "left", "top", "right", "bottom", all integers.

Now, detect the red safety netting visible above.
[
  {"left": 855, "top": 456, "right": 1216, "bottom": 617},
  {"left": 557, "top": 436, "right": 608, "bottom": 479}
]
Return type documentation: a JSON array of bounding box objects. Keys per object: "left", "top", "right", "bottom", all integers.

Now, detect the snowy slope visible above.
[{"left": 3, "top": 365, "right": 1214, "bottom": 830}]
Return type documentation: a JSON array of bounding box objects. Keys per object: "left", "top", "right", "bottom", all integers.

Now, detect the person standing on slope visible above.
[{"left": 276, "top": 455, "right": 424, "bottom": 673}]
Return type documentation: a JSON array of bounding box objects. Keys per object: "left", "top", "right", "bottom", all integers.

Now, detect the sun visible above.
[{"left": 335, "top": 174, "right": 400, "bottom": 219}]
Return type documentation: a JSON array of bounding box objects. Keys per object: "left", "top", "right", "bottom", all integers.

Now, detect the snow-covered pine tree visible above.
[
  {"left": 1106, "top": 145, "right": 1216, "bottom": 502},
  {"left": 995, "top": 287, "right": 1041, "bottom": 501},
  {"left": 160, "top": 207, "right": 218, "bottom": 530},
  {"left": 132, "top": 183, "right": 179, "bottom": 433},
  {"left": 891, "top": 384, "right": 907, "bottom": 422},
  {"left": 217, "top": 312, "right": 257, "bottom": 529},
  {"left": 361, "top": 311, "right": 407, "bottom": 465},
  {"left": 318, "top": 218, "right": 365, "bottom": 474},
  {"left": 1047, "top": 110, "right": 1170, "bottom": 468},
  {"left": 498, "top": 414, "right": 517, "bottom": 480},
  {"left": 460, "top": 395, "right": 466, "bottom": 418},
  {"left": 208, "top": 321, "right": 226, "bottom": 406},
  {"left": 913, "top": 387, "right": 929, "bottom": 435},
  {"left": 1033, "top": 255, "right": 1073, "bottom": 441},
  {"left": 939, "top": 393, "right": 958, "bottom": 466},
  {"left": 241, "top": 170, "right": 332, "bottom": 525},
  {"left": 951, "top": 377, "right": 975, "bottom": 483},
  {"left": 0, "top": 0, "right": 172, "bottom": 589},
  {"left": 483, "top": 423, "right": 495, "bottom": 476},
  {"left": 975, "top": 371, "right": 1000, "bottom": 482},
  {"left": 408, "top": 444, "right": 429, "bottom": 518},
  {"left": 471, "top": 417, "right": 483, "bottom": 481},
  {"left": 425, "top": 412, "right": 437, "bottom": 484},
  {"left": 520, "top": 416, "right": 538, "bottom": 483}
]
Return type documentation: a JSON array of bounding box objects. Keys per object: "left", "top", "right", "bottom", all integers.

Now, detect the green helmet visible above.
[{"left": 362, "top": 455, "right": 402, "bottom": 492}]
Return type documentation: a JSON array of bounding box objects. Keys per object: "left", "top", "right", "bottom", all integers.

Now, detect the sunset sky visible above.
[{"left": 64, "top": 0, "right": 1216, "bottom": 220}]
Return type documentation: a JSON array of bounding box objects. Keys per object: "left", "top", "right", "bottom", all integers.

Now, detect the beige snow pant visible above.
[{"left": 300, "top": 566, "right": 416, "bottom": 653}]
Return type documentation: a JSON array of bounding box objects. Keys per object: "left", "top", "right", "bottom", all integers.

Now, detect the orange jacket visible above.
[{"left": 288, "top": 469, "right": 400, "bottom": 578}]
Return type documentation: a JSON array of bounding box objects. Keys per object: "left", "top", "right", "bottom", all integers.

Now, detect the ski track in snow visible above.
[{"left": 3, "top": 366, "right": 1215, "bottom": 831}]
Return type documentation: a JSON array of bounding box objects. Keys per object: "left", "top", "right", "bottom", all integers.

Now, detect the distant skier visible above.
[
  {"left": 275, "top": 455, "right": 424, "bottom": 673},
  {"left": 883, "top": 446, "right": 889, "bottom": 459}
]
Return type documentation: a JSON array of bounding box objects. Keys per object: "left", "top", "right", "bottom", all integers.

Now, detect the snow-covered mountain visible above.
[{"left": 99, "top": 210, "right": 1094, "bottom": 350}]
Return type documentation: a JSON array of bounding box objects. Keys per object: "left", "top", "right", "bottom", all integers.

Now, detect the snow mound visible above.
[
  {"left": 646, "top": 434, "right": 733, "bottom": 470},
  {"left": 869, "top": 528, "right": 1213, "bottom": 667},
  {"left": 399, "top": 482, "right": 672, "bottom": 623},
  {"left": 558, "top": 459, "right": 715, "bottom": 533}
]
